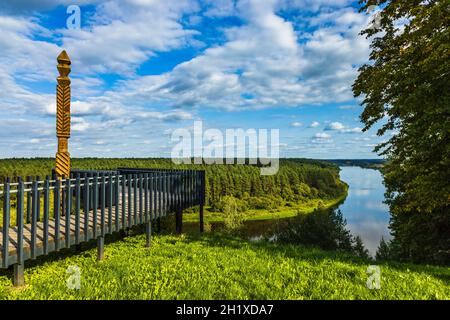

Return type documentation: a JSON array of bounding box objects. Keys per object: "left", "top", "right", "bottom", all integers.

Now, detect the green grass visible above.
[
  {"left": 184, "top": 192, "right": 347, "bottom": 223},
  {"left": 0, "top": 231, "right": 448, "bottom": 300}
]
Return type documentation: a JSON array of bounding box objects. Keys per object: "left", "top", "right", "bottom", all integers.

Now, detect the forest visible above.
[{"left": 0, "top": 157, "right": 348, "bottom": 211}]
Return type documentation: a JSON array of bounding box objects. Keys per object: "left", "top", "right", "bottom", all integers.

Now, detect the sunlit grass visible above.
[{"left": 0, "top": 231, "right": 448, "bottom": 300}]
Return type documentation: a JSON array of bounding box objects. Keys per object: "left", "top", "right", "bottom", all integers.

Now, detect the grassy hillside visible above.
[{"left": 1, "top": 231, "right": 448, "bottom": 300}]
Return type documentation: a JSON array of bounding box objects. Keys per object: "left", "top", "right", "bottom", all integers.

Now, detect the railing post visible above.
[
  {"left": 162, "top": 172, "right": 166, "bottom": 217},
  {"left": 83, "top": 173, "right": 90, "bottom": 242},
  {"left": 93, "top": 175, "right": 98, "bottom": 238},
  {"left": 36, "top": 176, "right": 41, "bottom": 222},
  {"left": 139, "top": 173, "right": 143, "bottom": 224},
  {"left": 199, "top": 171, "right": 205, "bottom": 233},
  {"left": 115, "top": 173, "right": 120, "bottom": 232},
  {"left": 100, "top": 174, "right": 106, "bottom": 237},
  {"left": 144, "top": 173, "right": 149, "bottom": 222},
  {"left": 43, "top": 176, "right": 50, "bottom": 254},
  {"left": 121, "top": 174, "right": 126, "bottom": 230},
  {"left": 156, "top": 172, "right": 161, "bottom": 232},
  {"left": 2, "top": 178, "right": 10, "bottom": 268},
  {"left": 133, "top": 173, "right": 138, "bottom": 225},
  {"left": 65, "top": 177, "right": 71, "bottom": 249},
  {"left": 26, "top": 176, "right": 31, "bottom": 224},
  {"left": 54, "top": 179, "right": 61, "bottom": 251},
  {"left": 128, "top": 174, "right": 132, "bottom": 228},
  {"left": 16, "top": 177, "right": 24, "bottom": 263},
  {"left": 31, "top": 179, "right": 38, "bottom": 258},
  {"left": 75, "top": 174, "right": 81, "bottom": 245},
  {"left": 108, "top": 173, "right": 113, "bottom": 233}
]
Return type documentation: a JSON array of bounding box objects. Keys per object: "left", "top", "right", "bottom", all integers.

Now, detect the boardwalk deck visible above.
[
  {"left": 1, "top": 169, "right": 205, "bottom": 278},
  {"left": 0, "top": 191, "right": 167, "bottom": 260}
]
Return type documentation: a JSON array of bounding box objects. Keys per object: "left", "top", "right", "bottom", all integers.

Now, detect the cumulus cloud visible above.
[
  {"left": 60, "top": 0, "right": 200, "bottom": 76},
  {"left": 309, "top": 121, "right": 320, "bottom": 128},
  {"left": 325, "top": 122, "right": 362, "bottom": 134},
  {"left": 109, "top": 0, "right": 371, "bottom": 111},
  {"left": 290, "top": 121, "right": 302, "bottom": 127},
  {"left": 0, "top": 0, "right": 373, "bottom": 157},
  {"left": 314, "top": 132, "right": 332, "bottom": 140},
  {"left": 326, "top": 122, "right": 346, "bottom": 131},
  {"left": 311, "top": 131, "right": 333, "bottom": 145}
]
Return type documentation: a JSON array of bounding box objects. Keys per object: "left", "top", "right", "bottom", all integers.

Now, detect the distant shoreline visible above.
[{"left": 325, "top": 159, "right": 385, "bottom": 170}]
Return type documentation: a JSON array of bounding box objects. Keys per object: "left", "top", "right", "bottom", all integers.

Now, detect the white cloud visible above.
[
  {"left": 0, "top": 0, "right": 375, "bottom": 157},
  {"left": 60, "top": 0, "right": 200, "bottom": 76},
  {"left": 346, "top": 127, "right": 362, "bottom": 133},
  {"left": 326, "top": 122, "right": 346, "bottom": 131},
  {"left": 108, "top": 1, "right": 371, "bottom": 111},
  {"left": 309, "top": 121, "right": 320, "bottom": 128},
  {"left": 326, "top": 122, "right": 362, "bottom": 134},
  {"left": 202, "top": 0, "right": 237, "bottom": 17},
  {"left": 314, "top": 132, "right": 331, "bottom": 140},
  {"left": 311, "top": 131, "right": 333, "bottom": 145},
  {"left": 290, "top": 121, "right": 302, "bottom": 127}
]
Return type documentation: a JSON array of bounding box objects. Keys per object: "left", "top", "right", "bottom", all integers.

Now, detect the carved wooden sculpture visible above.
[{"left": 55, "top": 50, "right": 71, "bottom": 179}]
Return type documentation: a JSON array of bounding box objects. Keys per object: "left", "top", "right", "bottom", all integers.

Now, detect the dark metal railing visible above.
[{"left": 0, "top": 168, "right": 205, "bottom": 285}]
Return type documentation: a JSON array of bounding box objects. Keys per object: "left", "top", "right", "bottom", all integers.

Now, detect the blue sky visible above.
[{"left": 0, "top": 0, "right": 388, "bottom": 159}]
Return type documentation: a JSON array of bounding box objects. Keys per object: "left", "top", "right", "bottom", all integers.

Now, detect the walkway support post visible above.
[
  {"left": 97, "top": 236, "right": 104, "bottom": 261},
  {"left": 55, "top": 50, "right": 71, "bottom": 180},
  {"left": 156, "top": 218, "right": 161, "bottom": 233},
  {"left": 146, "top": 222, "right": 152, "bottom": 248},
  {"left": 199, "top": 205, "right": 204, "bottom": 233},
  {"left": 176, "top": 207, "right": 183, "bottom": 234},
  {"left": 13, "top": 264, "right": 24, "bottom": 287}
]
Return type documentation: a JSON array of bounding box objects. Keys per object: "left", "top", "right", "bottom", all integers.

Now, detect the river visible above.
[
  {"left": 186, "top": 166, "right": 392, "bottom": 256},
  {"left": 241, "top": 166, "right": 392, "bottom": 256},
  {"left": 336, "top": 166, "right": 391, "bottom": 255}
]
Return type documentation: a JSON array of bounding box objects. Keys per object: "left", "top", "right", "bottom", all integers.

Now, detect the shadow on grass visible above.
[{"left": 0, "top": 223, "right": 157, "bottom": 280}]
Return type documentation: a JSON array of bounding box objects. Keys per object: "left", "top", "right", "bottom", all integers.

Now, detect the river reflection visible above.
[
  {"left": 186, "top": 166, "right": 391, "bottom": 256},
  {"left": 337, "top": 166, "right": 391, "bottom": 255},
  {"left": 241, "top": 167, "right": 391, "bottom": 256}
]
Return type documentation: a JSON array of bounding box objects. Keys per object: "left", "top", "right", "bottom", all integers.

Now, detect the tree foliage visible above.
[
  {"left": 277, "top": 209, "right": 359, "bottom": 253},
  {"left": 0, "top": 157, "right": 347, "bottom": 214},
  {"left": 353, "top": 0, "right": 450, "bottom": 264},
  {"left": 375, "top": 237, "right": 392, "bottom": 261},
  {"left": 219, "top": 196, "right": 245, "bottom": 231}
]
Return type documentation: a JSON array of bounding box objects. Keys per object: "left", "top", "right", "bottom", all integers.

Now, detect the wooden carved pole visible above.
[{"left": 55, "top": 50, "right": 71, "bottom": 179}]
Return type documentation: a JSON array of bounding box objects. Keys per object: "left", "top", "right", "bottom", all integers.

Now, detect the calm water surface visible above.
[
  {"left": 241, "top": 166, "right": 392, "bottom": 256},
  {"left": 337, "top": 166, "right": 391, "bottom": 255},
  {"left": 187, "top": 166, "right": 391, "bottom": 256}
]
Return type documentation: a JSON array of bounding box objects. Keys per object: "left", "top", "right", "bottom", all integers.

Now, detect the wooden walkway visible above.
[
  {"left": 1, "top": 193, "right": 165, "bottom": 261},
  {"left": 1, "top": 169, "right": 205, "bottom": 279}
]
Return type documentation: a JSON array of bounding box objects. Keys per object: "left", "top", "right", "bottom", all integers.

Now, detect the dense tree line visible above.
[
  {"left": 0, "top": 158, "right": 347, "bottom": 210},
  {"left": 354, "top": 0, "right": 449, "bottom": 264}
]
